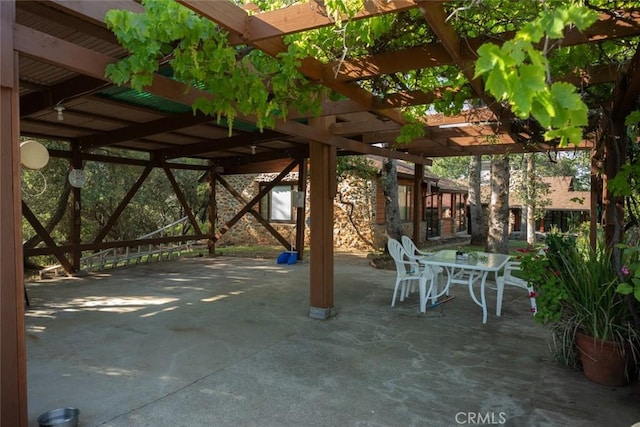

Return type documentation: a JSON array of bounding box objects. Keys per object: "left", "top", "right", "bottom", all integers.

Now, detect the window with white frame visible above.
[{"left": 260, "top": 183, "right": 296, "bottom": 223}]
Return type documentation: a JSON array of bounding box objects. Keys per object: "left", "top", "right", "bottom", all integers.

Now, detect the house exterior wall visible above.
[{"left": 215, "top": 172, "right": 466, "bottom": 252}]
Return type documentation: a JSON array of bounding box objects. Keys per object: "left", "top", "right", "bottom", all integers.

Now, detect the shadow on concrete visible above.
[{"left": 26, "top": 254, "right": 640, "bottom": 426}]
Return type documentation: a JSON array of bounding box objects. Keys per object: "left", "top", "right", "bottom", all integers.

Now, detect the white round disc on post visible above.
[{"left": 20, "top": 140, "right": 50, "bottom": 170}]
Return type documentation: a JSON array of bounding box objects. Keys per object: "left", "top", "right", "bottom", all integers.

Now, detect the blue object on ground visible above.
[
  {"left": 277, "top": 251, "right": 297, "bottom": 264},
  {"left": 276, "top": 252, "right": 290, "bottom": 264}
]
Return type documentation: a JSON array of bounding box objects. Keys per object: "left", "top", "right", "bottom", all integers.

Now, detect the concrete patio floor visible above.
[{"left": 25, "top": 253, "right": 640, "bottom": 427}]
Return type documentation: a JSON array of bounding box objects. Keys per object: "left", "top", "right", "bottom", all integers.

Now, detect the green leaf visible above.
[
  {"left": 518, "top": 21, "right": 544, "bottom": 43},
  {"left": 530, "top": 98, "right": 552, "bottom": 129},
  {"left": 634, "top": 285, "right": 640, "bottom": 302},
  {"left": 519, "top": 64, "right": 547, "bottom": 92},
  {"left": 625, "top": 110, "right": 640, "bottom": 126},
  {"left": 616, "top": 282, "right": 634, "bottom": 295},
  {"left": 550, "top": 82, "right": 582, "bottom": 110},
  {"left": 566, "top": 6, "right": 599, "bottom": 31},
  {"left": 545, "top": 126, "right": 583, "bottom": 146},
  {"left": 474, "top": 43, "right": 502, "bottom": 78}
]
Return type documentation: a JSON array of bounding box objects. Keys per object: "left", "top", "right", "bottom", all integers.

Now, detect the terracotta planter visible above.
[{"left": 575, "top": 332, "right": 636, "bottom": 386}]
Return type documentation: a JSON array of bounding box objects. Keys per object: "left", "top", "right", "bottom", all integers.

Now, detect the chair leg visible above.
[
  {"left": 391, "top": 279, "right": 404, "bottom": 307},
  {"left": 404, "top": 278, "right": 416, "bottom": 298},
  {"left": 496, "top": 277, "right": 504, "bottom": 316},
  {"left": 418, "top": 275, "right": 428, "bottom": 313}
]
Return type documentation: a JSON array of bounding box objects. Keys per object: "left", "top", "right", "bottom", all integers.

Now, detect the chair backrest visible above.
[
  {"left": 401, "top": 235, "right": 418, "bottom": 256},
  {"left": 503, "top": 261, "right": 528, "bottom": 288},
  {"left": 387, "top": 238, "right": 413, "bottom": 276}
]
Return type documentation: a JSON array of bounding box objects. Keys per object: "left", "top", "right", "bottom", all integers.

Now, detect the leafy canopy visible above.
[
  {"left": 474, "top": 5, "right": 598, "bottom": 146},
  {"left": 105, "top": 0, "right": 328, "bottom": 133}
]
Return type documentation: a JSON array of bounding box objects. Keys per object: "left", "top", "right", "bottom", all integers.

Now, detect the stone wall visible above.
[
  {"left": 215, "top": 173, "right": 384, "bottom": 251},
  {"left": 215, "top": 172, "right": 300, "bottom": 247}
]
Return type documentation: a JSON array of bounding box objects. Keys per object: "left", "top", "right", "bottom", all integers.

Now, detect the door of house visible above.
[{"left": 425, "top": 206, "right": 439, "bottom": 238}]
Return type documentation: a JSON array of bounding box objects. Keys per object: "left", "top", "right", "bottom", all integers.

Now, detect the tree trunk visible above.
[
  {"left": 603, "top": 118, "right": 626, "bottom": 250},
  {"left": 468, "top": 155, "right": 485, "bottom": 245},
  {"left": 382, "top": 158, "right": 402, "bottom": 242},
  {"left": 486, "top": 155, "right": 509, "bottom": 254},
  {"left": 525, "top": 153, "right": 536, "bottom": 247}
]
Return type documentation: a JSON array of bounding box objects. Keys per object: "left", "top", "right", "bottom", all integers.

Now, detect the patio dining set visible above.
[{"left": 387, "top": 237, "right": 538, "bottom": 324}]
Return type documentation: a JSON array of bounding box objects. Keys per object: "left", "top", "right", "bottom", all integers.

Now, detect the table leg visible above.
[{"left": 480, "top": 271, "right": 489, "bottom": 324}]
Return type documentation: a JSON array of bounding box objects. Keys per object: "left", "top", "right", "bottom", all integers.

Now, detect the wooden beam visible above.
[
  {"left": 20, "top": 75, "right": 108, "bottom": 117},
  {"left": 328, "top": 44, "right": 455, "bottom": 82},
  {"left": 48, "top": 149, "right": 210, "bottom": 170},
  {"left": 229, "top": 0, "right": 421, "bottom": 44},
  {"left": 79, "top": 111, "right": 217, "bottom": 149},
  {"left": 419, "top": 3, "right": 503, "bottom": 118},
  {"left": 14, "top": 24, "right": 116, "bottom": 79},
  {"left": 295, "top": 157, "right": 308, "bottom": 261},
  {"left": 327, "top": 9, "right": 640, "bottom": 83},
  {"left": 160, "top": 129, "right": 285, "bottom": 159},
  {"left": 220, "top": 157, "right": 304, "bottom": 174},
  {"left": 17, "top": 1, "right": 120, "bottom": 43},
  {"left": 308, "top": 117, "right": 335, "bottom": 319},
  {"left": 162, "top": 165, "right": 203, "bottom": 235},
  {"left": 25, "top": 234, "right": 213, "bottom": 256},
  {"left": 21, "top": 201, "right": 74, "bottom": 272},
  {"left": 46, "top": 0, "right": 144, "bottom": 26},
  {"left": 217, "top": 148, "right": 310, "bottom": 171},
  {"left": 0, "top": 0, "right": 28, "bottom": 422},
  {"left": 176, "top": 0, "right": 406, "bottom": 125},
  {"left": 92, "top": 165, "right": 153, "bottom": 244},
  {"left": 612, "top": 41, "right": 640, "bottom": 119},
  {"left": 274, "top": 119, "right": 431, "bottom": 165},
  {"left": 413, "top": 163, "right": 424, "bottom": 244},
  {"left": 330, "top": 119, "right": 402, "bottom": 136}
]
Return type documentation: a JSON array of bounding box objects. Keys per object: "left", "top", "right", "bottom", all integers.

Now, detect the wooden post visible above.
[
  {"left": 0, "top": 0, "right": 28, "bottom": 424},
  {"left": 70, "top": 146, "right": 82, "bottom": 271},
  {"left": 413, "top": 163, "right": 423, "bottom": 244},
  {"left": 208, "top": 163, "right": 217, "bottom": 256},
  {"left": 295, "top": 158, "right": 308, "bottom": 261},
  {"left": 308, "top": 117, "right": 335, "bottom": 319},
  {"left": 590, "top": 150, "right": 599, "bottom": 250},
  {"left": 437, "top": 193, "right": 443, "bottom": 237}
]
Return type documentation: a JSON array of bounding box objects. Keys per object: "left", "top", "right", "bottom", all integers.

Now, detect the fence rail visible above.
[{"left": 38, "top": 216, "right": 199, "bottom": 278}]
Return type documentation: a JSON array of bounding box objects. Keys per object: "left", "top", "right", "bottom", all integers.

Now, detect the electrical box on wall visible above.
[{"left": 292, "top": 190, "right": 305, "bottom": 208}]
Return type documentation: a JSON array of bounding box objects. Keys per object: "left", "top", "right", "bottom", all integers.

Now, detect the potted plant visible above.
[{"left": 520, "top": 231, "right": 639, "bottom": 386}]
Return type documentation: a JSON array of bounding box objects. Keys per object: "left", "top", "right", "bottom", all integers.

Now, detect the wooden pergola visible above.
[{"left": 1, "top": 1, "right": 640, "bottom": 424}]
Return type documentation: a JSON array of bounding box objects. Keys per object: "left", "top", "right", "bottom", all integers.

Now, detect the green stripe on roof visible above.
[{"left": 97, "top": 86, "right": 192, "bottom": 114}]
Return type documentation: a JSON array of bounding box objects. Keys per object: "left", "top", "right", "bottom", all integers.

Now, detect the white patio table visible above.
[{"left": 417, "top": 249, "right": 510, "bottom": 324}]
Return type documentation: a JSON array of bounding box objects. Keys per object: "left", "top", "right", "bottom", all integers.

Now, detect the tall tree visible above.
[
  {"left": 382, "top": 158, "right": 402, "bottom": 242},
  {"left": 486, "top": 155, "right": 510, "bottom": 253},
  {"left": 468, "top": 155, "right": 486, "bottom": 245},
  {"left": 525, "top": 153, "right": 538, "bottom": 247}
]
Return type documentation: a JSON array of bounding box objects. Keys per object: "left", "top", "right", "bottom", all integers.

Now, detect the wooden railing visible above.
[{"left": 38, "top": 216, "right": 198, "bottom": 278}]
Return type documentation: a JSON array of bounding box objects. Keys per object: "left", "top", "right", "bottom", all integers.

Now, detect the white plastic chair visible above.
[
  {"left": 401, "top": 235, "right": 435, "bottom": 258},
  {"left": 387, "top": 238, "right": 435, "bottom": 313},
  {"left": 495, "top": 261, "right": 537, "bottom": 316},
  {"left": 400, "top": 235, "right": 444, "bottom": 298}
]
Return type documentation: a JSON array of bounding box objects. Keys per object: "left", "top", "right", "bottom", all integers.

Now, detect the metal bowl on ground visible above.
[{"left": 37, "top": 407, "right": 80, "bottom": 427}]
